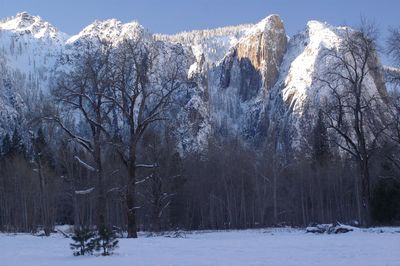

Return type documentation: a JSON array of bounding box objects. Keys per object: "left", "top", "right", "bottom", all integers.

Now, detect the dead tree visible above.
[{"left": 319, "top": 23, "right": 387, "bottom": 225}]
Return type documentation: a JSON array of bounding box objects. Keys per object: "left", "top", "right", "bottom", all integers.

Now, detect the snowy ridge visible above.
[
  {"left": 0, "top": 12, "right": 67, "bottom": 93},
  {"left": 67, "top": 19, "right": 145, "bottom": 45},
  {"left": 155, "top": 24, "right": 252, "bottom": 64},
  {"left": 0, "top": 12, "right": 67, "bottom": 41},
  {"left": 0, "top": 12, "right": 69, "bottom": 137},
  {"left": 276, "top": 20, "right": 384, "bottom": 116},
  {"left": 0, "top": 12, "right": 392, "bottom": 152},
  {"left": 276, "top": 20, "right": 344, "bottom": 115}
]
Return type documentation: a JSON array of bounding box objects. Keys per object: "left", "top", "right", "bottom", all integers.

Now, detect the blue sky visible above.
[{"left": 0, "top": 0, "right": 398, "bottom": 37}]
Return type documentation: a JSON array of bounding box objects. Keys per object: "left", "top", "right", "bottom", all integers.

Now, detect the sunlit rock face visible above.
[
  {"left": 235, "top": 15, "right": 287, "bottom": 94},
  {"left": 155, "top": 15, "right": 288, "bottom": 151},
  {"left": 209, "top": 15, "right": 287, "bottom": 140}
]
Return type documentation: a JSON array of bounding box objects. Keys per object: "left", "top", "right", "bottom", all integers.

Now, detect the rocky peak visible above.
[
  {"left": 0, "top": 12, "right": 65, "bottom": 41},
  {"left": 219, "top": 15, "right": 287, "bottom": 101},
  {"left": 67, "top": 19, "right": 144, "bottom": 44},
  {"left": 5, "top": 12, "right": 38, "bottom": 28},
  {"left": 236, "top": 15, "right": 287, "bottom": 90}
]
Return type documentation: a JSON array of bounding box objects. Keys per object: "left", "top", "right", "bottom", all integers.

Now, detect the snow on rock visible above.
[
  {"left": 306, "top": 223, "right": 355, "bottom": 234},
  {"left": 67, "top": 19, "right": 144, "bottom": 45},
  {"left": 264, "top": 19, "right": 388, "bottom": 150},
  {"left": 0, "top": 12, "right": 67, "bottom": 73},
  {"left": 384, "top": 65, "right": 400, "bottom": 93},
  {"left": 203, "top": 15, "right": 287, "bottom": 141},
  {"left": 155, "top": 24, "right": 252, "bottom": 65},
  {"left": 0, "top": 12, "right": 69, "bottom": 136},
  {"left": 0, "top": 12, "right": 67, "bottom": 41},
  {"left": 276, "top": 20, "right": 343, "bottom": 115}
]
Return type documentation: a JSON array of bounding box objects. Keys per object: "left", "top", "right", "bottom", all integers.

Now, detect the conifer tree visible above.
[
  {"left": 70, "top": 227, "right": 96, "bottom": 256},
  {"left": 1, "top": 133, "right": 11, "bottom": 156},
  {"left": 10, "top": 128, "right": 25, "bottom": 157},
  {"left": 93, "top": 226, "right": 119, "bottom": 256}
]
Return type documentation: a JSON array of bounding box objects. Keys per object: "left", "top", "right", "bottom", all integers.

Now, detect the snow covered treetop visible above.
[{"left": 0, "top": 12, "right": 66, "bottom": 41}]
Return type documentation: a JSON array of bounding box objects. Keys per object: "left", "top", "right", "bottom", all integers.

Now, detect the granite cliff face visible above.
[
  {"left": 211, "top": 15, "right": 287, "bottom": 142},
  {"left": 220, "top": 15, "right": 287, "bottom": 99},
  {"left": 234, "top": 15, "right": 287, "bottom": 93},
  {"left": 0, "top": 13, "right": 389, "bottom": 152}
]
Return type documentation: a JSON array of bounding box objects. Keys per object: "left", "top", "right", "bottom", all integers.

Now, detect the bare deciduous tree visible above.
[
  {"left": 104, "top": 37, "right": 190, "bottom": 237},
  {"left": 319, "top": 22, "right": 387, "bottom": 225},
  {"left": 52, "top": 39, "right": 114, "bottom": 229}
]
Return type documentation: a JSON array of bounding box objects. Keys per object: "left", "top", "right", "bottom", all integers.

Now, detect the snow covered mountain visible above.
[
  {"left": 0, "top": 12, "right": 388, "bottom": 152},
  {"left": 0, "top": 12, "right": 66, "bottom": 86},
  {"left": 0, "top": 12, "right": 67, "bottom": 136}
]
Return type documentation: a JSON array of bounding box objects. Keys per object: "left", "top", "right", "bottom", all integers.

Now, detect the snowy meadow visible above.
[{"left": 2, "top": 227, "right": 400, "bottom": 266}]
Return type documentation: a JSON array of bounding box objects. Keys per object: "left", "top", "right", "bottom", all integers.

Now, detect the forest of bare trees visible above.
[{"left": 0, "top": 22, "right": 400, "bottom": 237}]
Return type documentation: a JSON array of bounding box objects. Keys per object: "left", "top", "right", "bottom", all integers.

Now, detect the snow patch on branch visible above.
[
  {"left": 74, "top": 155, "right": 96, "bottom": 172},
  {"left": 135, "top": 163, "right": 159, "bottom": 169},
  {"left": 107, "top": 186, "right": 125, "bottom": 193},
  {"left": 75, "top": 187, "right": 95, "bottom": 195},
  {"left": 135, "top": 174, "right": 152, "bottom": 185}
]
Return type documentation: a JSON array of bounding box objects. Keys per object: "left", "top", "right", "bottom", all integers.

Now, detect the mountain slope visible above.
[{"left": 0, "top": 12, "right": 389, "bottom": 153}]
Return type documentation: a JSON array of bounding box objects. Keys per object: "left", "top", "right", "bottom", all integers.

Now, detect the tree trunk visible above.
[
  {"left": 126, "top": 148, "right": 138, "bottom": 238},
  {"left": 360, "top": 159, "right": 371, "bottom": 226},
  {"left": 272, "top": 167, "right": 278, "bottom": 225},
  {"left": 94, "top": 137, "right": 106, "bottom": 229},
  {"left": 37, "top": 156, "right": 51, "bottom": 236}
]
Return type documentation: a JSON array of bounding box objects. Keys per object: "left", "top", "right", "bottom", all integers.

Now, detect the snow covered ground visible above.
[{"left": 2, "top": 227, "right": 400, "bottom": 266}]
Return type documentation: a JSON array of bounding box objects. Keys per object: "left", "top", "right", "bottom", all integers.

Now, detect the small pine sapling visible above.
[
  {"left": 70, "top": 227, "right": 96, "bottom": 256},
  {"left": 93, "top": 226, "right": 119, "bottom": 256}
]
